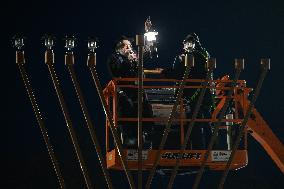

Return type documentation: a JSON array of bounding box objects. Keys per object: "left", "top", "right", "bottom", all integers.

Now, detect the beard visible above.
[{"left": 118, "top": 48, "right": 137, "bottom": 62}]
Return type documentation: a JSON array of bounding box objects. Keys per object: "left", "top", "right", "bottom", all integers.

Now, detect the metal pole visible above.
[
  {"left": 136, "top": 34, "right": 144, "bottom": 189},
  {"left": 65, "top": 49, "right": 114, "bottom": 189},
  {"left": 15, "top": 47, "right": 66, "bottom": 189},
  {"left": 44, "top": 44, "right": 94, "bottom": 189},
  {"left": 217, "top": 59, "right": 270, "bottom": 189},
  {"left": 192, "top": 59, "right": 244, "bottom": 189},
  {"left": 145, "top": 55, "right": 194, "bottom": 189},
  {"left": 87, "top": 53, "right": 136, "bottom": 189},
  {"left": 166, "top": 58, "right": 216, "bottom": 189}
]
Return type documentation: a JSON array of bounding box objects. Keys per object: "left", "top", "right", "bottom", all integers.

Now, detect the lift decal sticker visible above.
[{"left": 161, "top": 152, "right": 202, "bottom": 159}]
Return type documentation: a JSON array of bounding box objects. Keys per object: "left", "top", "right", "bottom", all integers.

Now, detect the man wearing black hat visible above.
[
  {"left": 107, "top": 36, "right": 153, "bottom": 149},
  {"left": 171, "top": 33, "right": 210, "bottom": 79},
  {"left": 108, "top": 36, "right": 138, "bottom": 78},
  {"left": 170, "top": 33, "right": 215, "bottom": 149}
]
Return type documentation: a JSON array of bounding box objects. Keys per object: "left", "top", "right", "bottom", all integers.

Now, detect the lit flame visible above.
[{"left": 144, "top": 31, "right": 158, "bottom": 42}]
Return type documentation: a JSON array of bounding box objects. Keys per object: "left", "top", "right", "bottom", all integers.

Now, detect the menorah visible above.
[{"left": 13, "top": 35, "right": 284, "bottom": 189}]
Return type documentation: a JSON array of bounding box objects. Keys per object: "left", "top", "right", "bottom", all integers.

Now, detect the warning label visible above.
[
  {"left": 211, "top": 150, "right": 232, "bottom": 161},
  {"left": 127, "top": 150, "right": 148, "bottom": 161}
]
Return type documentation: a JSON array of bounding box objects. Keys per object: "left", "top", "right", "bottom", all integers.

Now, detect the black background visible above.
[{"left": 2, "top": 0, "right": 284, "bottom": 188}]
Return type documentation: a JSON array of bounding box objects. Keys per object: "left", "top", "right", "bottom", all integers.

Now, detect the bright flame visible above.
[{"left": 144, "top": 31, "right": 158, "bottom": 42}]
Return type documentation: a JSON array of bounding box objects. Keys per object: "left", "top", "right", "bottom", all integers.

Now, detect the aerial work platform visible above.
[{"left": 104, "top": 77, "right": 251, "bottom": 171}]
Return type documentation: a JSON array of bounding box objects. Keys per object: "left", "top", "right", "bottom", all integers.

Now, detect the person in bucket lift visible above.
[
  {"left": 165, "top": 33, "right": 216, "bottom": 149},
  {"left": 107, "top": 36, "right": 153, "bottom": 149}
]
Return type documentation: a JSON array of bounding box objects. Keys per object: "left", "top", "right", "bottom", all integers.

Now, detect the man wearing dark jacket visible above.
[
  {"left": 108, "top": 36, "right": 138, "bottom": 78},
  {"left": 107, "top": 36, "right": 153, "bottom": 149},
  {"left": 167, "top": 33, "right": 215, "bottom": 149}
]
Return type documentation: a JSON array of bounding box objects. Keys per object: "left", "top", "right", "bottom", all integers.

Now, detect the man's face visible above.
[
  {"left": 119, "top": 40, "right": 132, "bottom": 55},
  {"left": 117, "top": 40, "right": 137, "bottom": 61},
  {"left": 183, "top": 41, "right": 195, "bottom": 52}
]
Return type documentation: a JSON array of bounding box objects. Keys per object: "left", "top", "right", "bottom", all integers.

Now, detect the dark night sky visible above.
[{"left": 2, "top": 0, "right": 284, "bottom": 188}]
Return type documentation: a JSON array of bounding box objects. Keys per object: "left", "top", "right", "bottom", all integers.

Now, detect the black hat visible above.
[
  {"left": 183, "top": 33, "right": 200, "bottom": 44},
  {"left": 114, "top": 35, "right": 134, "bottom": 50}
]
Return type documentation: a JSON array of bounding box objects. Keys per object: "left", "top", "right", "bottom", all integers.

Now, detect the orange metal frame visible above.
[{"left": 102, "top": 76, "right": 284, "bottom": 172}]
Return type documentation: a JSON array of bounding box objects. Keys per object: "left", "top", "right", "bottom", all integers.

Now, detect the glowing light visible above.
[
  {"left": 12, "top": 36, "right": 25, "bottom": 50},
  {"left": 42, "top": 35, "right": 55, "bottom": 49},
  {"left": 87, "top": 38, "right": 98, "bottom": 52},
  {"left": 144, "top": 31, "right": 158, "bottom": 42},
  {"left": 64, "top": 36, "right": 76, "bottom": 50}
]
